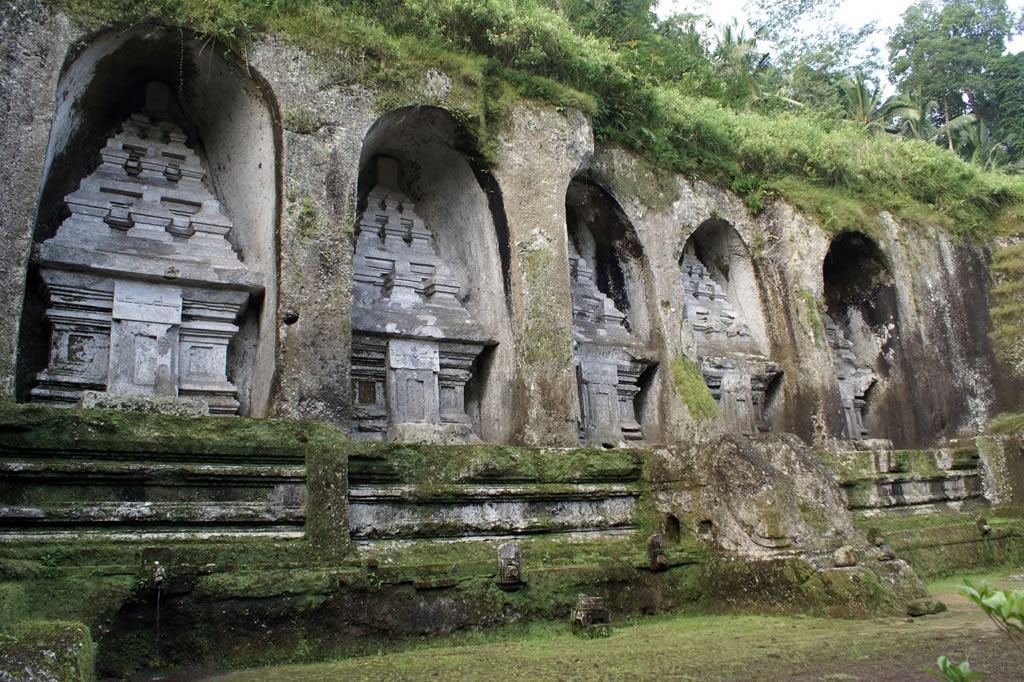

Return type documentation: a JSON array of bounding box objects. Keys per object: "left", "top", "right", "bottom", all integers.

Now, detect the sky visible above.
[{"left": 656, "top": 0, "right": 1024, "bottom": 58}]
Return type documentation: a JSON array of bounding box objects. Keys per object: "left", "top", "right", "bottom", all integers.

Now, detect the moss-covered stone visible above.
[
  {"left": 197, "top": 569, "right": 332, "bottom": 600},
  {"left": 700, "top": 554, "right": 927, "bottom": 618},
  {"left": 798, "top": 290, "right": 824, "bottom": 344},
  {"left": 0, "top": 620, "right": 95, "bottom": 682},
  {"left": 348, "top": 441, "right": 643, "bottom": 485},
  {"left": 0, "top": 582, "right": 27, "bottom": 633},
  {"left": 976, "top": 434, "right": 1024, "bottom": 509},
  {"left": 305, "top": 438, "right": 350, "bottom": 561},
  {"left": 882, "top": 521, "right": 1024, "bottom": 579},
  {"left": 0, "top": 403, "right": 328, "bottom": 461},
  {"left": 889, "top": 450, "right": 945, "bottom": 476},
  {"left": 521, "top": 247, "right": 573, "bottom": 367},
  {"left": 669, "top": 355, "right": 718, "bottom": 424},
  {"left": 815, "top": 449, "right": 877, "bottom": 483}
]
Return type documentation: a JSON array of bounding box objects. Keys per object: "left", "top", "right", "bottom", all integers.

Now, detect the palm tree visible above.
[
  {"left": 838, "top": 72, "right": 917, "bottom": 134},
  {"left": 951, "top": 115, "right": 1010, "bottom": 171},
  {"left": 890, "top": 87, "right": 939, "bottom": 142},
  {"left": 712, "top": 19, "right": 772, "bottom": 104}
]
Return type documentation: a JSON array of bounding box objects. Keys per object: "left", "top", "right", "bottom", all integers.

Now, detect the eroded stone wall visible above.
[{"left": 0, "top": 7, "right": 1015, "bottom": 449}]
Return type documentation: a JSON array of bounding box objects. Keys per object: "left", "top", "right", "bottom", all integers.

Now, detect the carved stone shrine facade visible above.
[
  {"left": 30, "top": 89, "right": 261, "bottom": 415},
  {"left": 568, "top": 240, "right": 652, "bottom": 446},
  {"left": 825, "top": 315, "right": 875, "bottom": 440},
  {"left": 350, "top": 157, "right": 492, "bottom": 442},
  {"left": 681, "top": 251, "right": 780, "bottom": 434}
]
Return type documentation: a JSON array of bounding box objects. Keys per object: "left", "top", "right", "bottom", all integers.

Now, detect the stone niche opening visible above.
[
  {"left": 566, "top": 177, "right": 660, "bottom": 447},
  {"left": 822, "top": 232, "right": 899, "bottom": 442},
  {"left": 351, "top": 106, "right": 513, "bottom": 443},
  {"left": 681, "top": 218, "right": 781, "bottom": 434},
  {"left": 16, "top": 27, "right": 279, "bottom": 416}
]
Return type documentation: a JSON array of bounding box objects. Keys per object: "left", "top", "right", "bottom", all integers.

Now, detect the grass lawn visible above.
[{"left": 199, "top": 571, "right": 1024, "bottom": 681}]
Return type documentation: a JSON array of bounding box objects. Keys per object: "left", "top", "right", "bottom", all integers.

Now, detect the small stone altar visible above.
[
  {"left": 29, "top": 84, "right": 262, "bottom": 415},
  {"left": 570, "top": 594, "right": 612, "bottom": 638}
]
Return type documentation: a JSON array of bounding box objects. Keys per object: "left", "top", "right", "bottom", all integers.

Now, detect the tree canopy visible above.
[{"left": 888, "top": 0, "right": 1016, "bottom": 122}]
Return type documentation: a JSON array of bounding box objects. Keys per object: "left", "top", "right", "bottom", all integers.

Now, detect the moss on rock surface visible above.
[
  {"left": 348, "top": 440, "right": 643, "bottom": 485},
  {"left": 0, "top": 620, "right": 96, "bottom": 682},
  {"left": 669, "top": 356, "right": 718, "bottom": 424},
  {"left": 698, "top": 555, "right": 927, "bottom": 618},
  {"left": 0, "top": 404, "right": 1016, "bottom": 677},
  {"left": 0, "top": 402, "right": 333, "bottom": 460}
]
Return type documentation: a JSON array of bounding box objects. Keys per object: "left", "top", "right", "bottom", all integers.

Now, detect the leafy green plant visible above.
[
  {"left": 669, "top": 356, "right": 718, "bottom": 423},
  {"left": 927, "top": 581, "right": 1024, "bottom": 680},
  {"left": 959, "top": 581, "right": 1024, "bottom": 649},
  {"left": 52, "top": 0, "right": 1024, "bottom": 238},
  {"left": 925, "top": 655, "right": 983, "bottom": 681}
]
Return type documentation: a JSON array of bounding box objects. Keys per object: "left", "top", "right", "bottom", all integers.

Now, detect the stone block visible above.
[
  {"left": 570, "top": 594, "right": 612, "bottom": 638},
  {"left": 498, "top": 542, "right": 523, "bottom": 588},
  {"left": 0, "top": 621, "right": 95, "bottom": 682},
  {"left": 647, "top": 534, "right": 668, "bottom": 571},
  {"left": 907, "top": 597, "right": 948, "bottom": 617},
  {"left": 305, "top": 440, "right": 350, "bottom": 561}
]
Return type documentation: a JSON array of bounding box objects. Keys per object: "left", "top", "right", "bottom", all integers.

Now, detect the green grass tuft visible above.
[{"left": 990, "top": 411, "right": 1024, "bottom": 434}]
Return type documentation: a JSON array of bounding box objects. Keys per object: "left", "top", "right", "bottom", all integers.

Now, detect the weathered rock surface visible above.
[
  {"left": 0, "top": 7, "right": 1016, "bottom": 450},
  {"left": 907, "top": 597, "right": 948, "bottom": 617},
  {"left": 648, "top": 433, "right": 853, "bottom": 557},
  {"left": 0, "top": 621, "right": 95, "bottom": 682}
]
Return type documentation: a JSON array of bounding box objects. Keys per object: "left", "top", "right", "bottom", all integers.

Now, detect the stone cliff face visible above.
[
  {"left": 0, "top": 8, "right": 1015, "bottom": 450},
  {"left": 0, "top": 14, "right": 1018, "bottom": 674}
]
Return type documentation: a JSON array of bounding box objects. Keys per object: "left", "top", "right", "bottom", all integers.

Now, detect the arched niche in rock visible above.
[
  {"left": 350, "top": 106, "right": 513, "bottom": 443},
  {"left": 821, "top": 231, "right": 899, "bottom": 442},
  {"left": 565, "top": 177, "right": 660, "bottom": 447},
  {"left": 681, "top": 218, "right": 781, "bottom": 434},
  {"left": 16, "top": 27, "right": 280, "bottom": 416}
]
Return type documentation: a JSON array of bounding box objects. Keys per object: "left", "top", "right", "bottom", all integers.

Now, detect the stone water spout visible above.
[{"left": 150, "top": 561, "right": 167, "bottom": 650}]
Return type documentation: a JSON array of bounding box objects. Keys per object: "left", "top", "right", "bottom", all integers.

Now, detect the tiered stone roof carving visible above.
[{"left": 31, "top": 100, "right": 261, "bottom": 415}]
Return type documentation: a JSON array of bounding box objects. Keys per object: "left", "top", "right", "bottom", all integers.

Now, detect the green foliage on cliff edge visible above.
[{"left": 51, "top": 0, "right": 1024, "bottom": 237}]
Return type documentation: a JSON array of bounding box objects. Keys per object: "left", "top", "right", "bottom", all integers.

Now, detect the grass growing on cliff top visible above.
[{"left": 53, "top": 0, "right": 1024, "bottom": 237}]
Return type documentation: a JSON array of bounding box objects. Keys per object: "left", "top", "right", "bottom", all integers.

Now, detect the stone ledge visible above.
[{"left": 78, "top": 390, "right": 210, "bottom": 416}]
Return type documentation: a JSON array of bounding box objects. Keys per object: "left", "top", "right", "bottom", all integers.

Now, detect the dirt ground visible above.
[{"left": 185, "top": 573, "right": 1024, "bottom": 681}]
